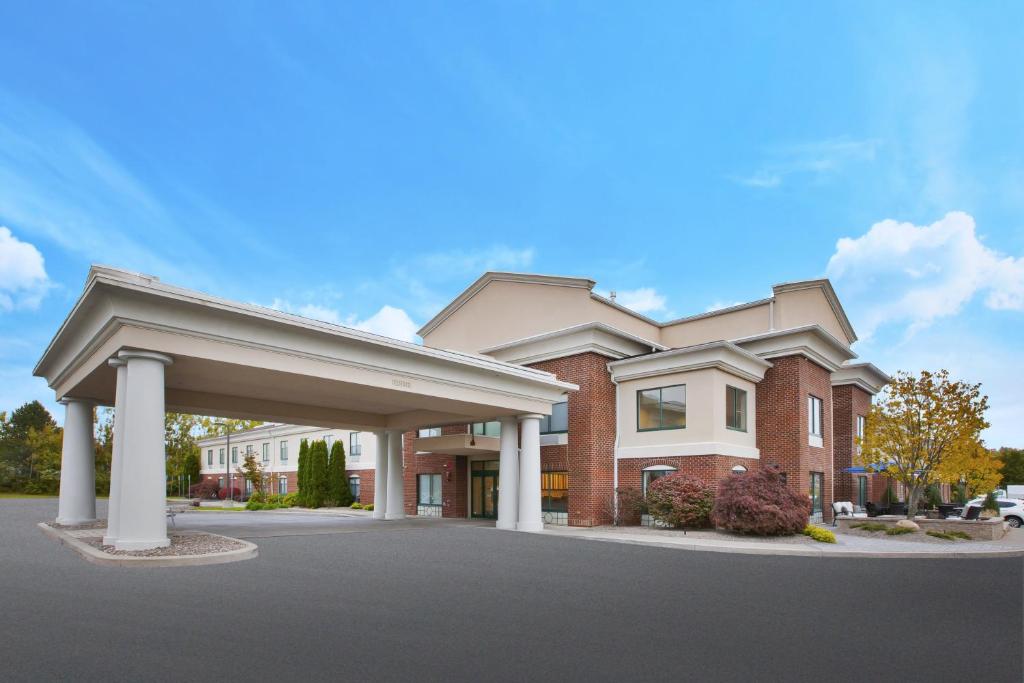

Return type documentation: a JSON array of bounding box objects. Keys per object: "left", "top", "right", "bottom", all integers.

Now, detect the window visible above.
[
  {"left": 856, "top": 415, "right": 865, "bottom": 453},
  {"left": 471, "top": 421, "right": 501, "bottom": 437},
  {"left": 262, "top": 442, "right": 270, "bottom": 462},
  {"left": 857, "top": 477, "right": 868, "bottom": 508},
  {"left": 278, "top": 476, "right": 288, "bottom": 495},
  {"left": 280, "top": 441, "right": 288, "bottom": 462},
  {"left": 638, "top": 385, "right": 686, "bottom": 431},
  {"left": 218, "top": 476, "right": 225, "bottom": 488},
  {"left": 218, "top": 448, "right": 225, "bottom": 465},
  {"left": 418, "top": 427, "right": 442, "bottom": 438},
  {"left": 231, "top": 446, "right": 238, "bottom": 464},
  {"left": 539, "top": 402, "right": 569, "bottom": 434},
  {"left": 541, "top": 471, "right": 568, "bottom": 512},
  {"left": 245, "top": 479, "right": 253, "bottom": 494},
  {"left": 350, "top": 432, "right": 362, "bottom": 457},
  {"left": 642, "top": 466, "right": 677, "bottom": 496},
  {"left": 808, "top": 395, "right": 823, "bottom": 437},
  {"left": 809, "top": 472, "right": 824, "bottom": 520},
  {"left": 417, "top": 474, "right": 442, "bottom": 506},
  {"left": 207, "top": 449, "right": 213, "bottom": 466},
  {"left": 726, "top": 385, "right": 747, "bottom": 431},
  {"left": 349, "top": 476, "right": 360, "bottom": 501}
]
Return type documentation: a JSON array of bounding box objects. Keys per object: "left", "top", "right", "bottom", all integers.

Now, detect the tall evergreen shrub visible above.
[
  {"left": 327, "top": 440, "right": 353, "bottom": 507},
  {"left": 307, "top": 439, "right": 329, "bottom": 509},
  {"left": 296, "top": 438, "right": 309, "bottom": 506}
]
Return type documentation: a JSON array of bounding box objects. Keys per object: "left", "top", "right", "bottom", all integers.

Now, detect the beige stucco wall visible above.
[
  {"left": 422, "top": 280, "right": 660, "bottom": 352},
  {"left": 774, "top": 287, "right": 849, "bottom": 343},
  {"left": 616, "top": 368, "right": 757, "bottom": 450},
  {"left": 659, "top": 303, "right": 771, "bottom": 348}
]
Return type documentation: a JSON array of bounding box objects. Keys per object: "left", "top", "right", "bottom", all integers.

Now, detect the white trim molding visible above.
[
  {"left": 482, "top": 321, "right": 666, "bottom": 365},
  {"left": 831, "top": 362, "right": 891, "bottom": 395},
  {"left": 607, "top": 340, "right": 772, "bottom": 384},
  {"left": 616, "top": 442, "right": 761, "bottom": 460},
  {"left": 733, "top": 325, "right": 856, "bottom": 372}
]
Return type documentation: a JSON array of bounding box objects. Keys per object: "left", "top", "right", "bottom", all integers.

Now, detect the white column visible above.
[
  {"left": 385, "top": 429, "right": 405, "bottom": 520},
  {"left": 114, "top": 350, "right": 173, "bottom": 551},
  {"left": 496, "top": 416, "right": 519, "bottom": 530},
  {"left": 56, "top": 398, "right": 96, "bottom": 525},
  {"left": 102, "top": 359, "right": 128, "bottom": 545},
  {"left": 517, "top": 414, "right": 543, "bottom": 532},
  {"left": 372, "top": 430, "right": 388, "bottom": 520}
]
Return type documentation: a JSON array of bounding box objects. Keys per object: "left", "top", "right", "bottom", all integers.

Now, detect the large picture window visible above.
[
  {"left": 808, "top": 395, "right": 823, "bottom": 437},
  {"left": 418, "top": 473, "right": 442, "bottom": 506},
  {"left": 539, "top": 401, "right": 569, "bottom": 434},
  {"left": 637, "top": 385, "right": 686, "bottom": 431},
  {"left": 541, "top": 471, "right": 568, "bottom": 512},
  {"left": 726, "top": 385, "right": 747, "bottom": 431}
]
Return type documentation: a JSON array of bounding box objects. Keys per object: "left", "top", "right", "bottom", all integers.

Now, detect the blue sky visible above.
[{"left": 0, "top": 2, "right": 1021, "bottom": 445}]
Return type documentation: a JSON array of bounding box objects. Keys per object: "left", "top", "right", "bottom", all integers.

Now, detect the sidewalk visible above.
[{"left": 538, "top": 523, "right": 1024, "bottom": 558}]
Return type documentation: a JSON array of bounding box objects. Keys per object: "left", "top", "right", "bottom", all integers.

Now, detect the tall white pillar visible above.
[
  {"left": 56, "top": 398, "right": 96, "bottom": 525},
  {"left": 496, "top": 416, "right": 519, "bottom": 530},
  {"left": 517, "top": 414, "right": 543, "bottom": 532},
  {"left": 114, "top": 350, "right": 173, "bottom": 551},
  {"left": 385, "top": 429, "right": 405, "bottom": 520},
  {"left": 102, "top": 359, "right": 128, "bottom": 545},
  {"left": 372, "top": 430, "right": 388, "bottom": 520}
]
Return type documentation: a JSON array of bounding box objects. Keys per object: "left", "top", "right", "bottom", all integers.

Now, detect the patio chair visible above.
[
  {"left": 889, "top": 502, "right": 907, "bottom": 517},
  {"left": 962, "top": 505, "right": 981, "bottom": 521},
  {"left": 166, "top": 506, "right": 177, "bottom": 528},
  {"left": 831, "top": 501, "right": 856, "bottom": 526},
  {"left": 937, "top": 503, "right": 958, "bottom": 519},
  {"left": 865, "top": 502, "right": 883, "bottom": 517}
]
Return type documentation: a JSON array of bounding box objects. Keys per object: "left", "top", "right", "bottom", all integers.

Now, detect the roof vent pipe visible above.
[{"left": 610, "top": 291, "right": 617, "bottom": 302}]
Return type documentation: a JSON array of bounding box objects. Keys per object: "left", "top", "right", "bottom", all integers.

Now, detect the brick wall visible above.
[
  {"left": 618, "top": 455, "right": 757, "bottom": 494},
  {"left": 832, "top": 384, "right": 872, "bottom": 505},
  {"left": 348, "top": 468, "right": 374, "bottom": 505},
  {"left": 403, "top": 428, "right": 469, "bottom": 518},
  {"left": 529, "top": 352, "right": 617, "bottom": 527},
  {"left": 756, "top": 354, "right": 834, "bottom": 522}
]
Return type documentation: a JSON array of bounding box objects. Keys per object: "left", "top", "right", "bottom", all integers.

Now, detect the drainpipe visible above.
[{"left": 609, "top": 363, "right": 621, "bottom": 525}]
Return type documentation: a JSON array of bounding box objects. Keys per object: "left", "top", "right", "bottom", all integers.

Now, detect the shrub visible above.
[
  {"left": 851, "top": 522, "right": 888, "bottom": 532},
  {"left": 803, "top": 525, "right": 836, "bottom": 543},
  {"left": 246, "top": 499, "right": 266, "bottom": 511},
  {"left": 282, "top": 492, "right": 299, "bottom": 507},
  {"left": 351, "top": 502, "right": 363, "bottom": 509},
  {"left": 267, "top": 494, "right": 284, "bottom": 505},
  {"left": 327, "top": 440, "right": 354, "bottom": 507},
  {"left": 190, "top": 479, "right": 220, "bottom": 500},
  {"left": 364, "top": 503, "right": 374, "bottom": 511},
  {"left": 610, "top": 486, "right": 645, "bottom": 525},
  {"left": 982, "top": 491, "right": 1000, "bottom": 517},
  {"left": 926, "top": 530, "right": 970, "bottom": 541},
  {"left": 885, "top": 526, "right": 914, "bottom": 536},
  {"left": 217, "top": 487, "right": 241, "bottom": 501},
  {"left": 711, "top": 467, "right": 810, "bottom": 536},
  {"left": 646, "top": 473, "right": 714, "bottom": 529}
]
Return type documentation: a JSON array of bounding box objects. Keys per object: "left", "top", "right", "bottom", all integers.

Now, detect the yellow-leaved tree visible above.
[
  {"left": 936, "top": 444, "right": 1002, "bottom": 502},
  {"left": 858, "top": 369, "right": 989, "bottom": 519}
]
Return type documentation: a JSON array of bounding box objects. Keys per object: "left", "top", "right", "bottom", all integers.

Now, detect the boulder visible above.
[{"left": 896, "top": 519, "right": 920, "bottom": 531}]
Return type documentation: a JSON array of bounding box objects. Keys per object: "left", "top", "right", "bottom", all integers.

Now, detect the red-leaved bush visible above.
[
  {"left": 646, "top": 473, "right": 715, "bottom": 528},
  {"left": 189, "top": 479, "right": 220, "bottom": 500},
  {"left": 711, "top": 467, "right": 810, "bottom": 535}
]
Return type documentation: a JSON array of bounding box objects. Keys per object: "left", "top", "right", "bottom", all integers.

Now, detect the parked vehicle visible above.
[{"left": 957, "top": 497, "right": 1024, "bottom": 527}]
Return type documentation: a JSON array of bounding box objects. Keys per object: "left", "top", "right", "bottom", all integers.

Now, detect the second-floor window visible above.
[
  {"left": 856, "top": 415, "right": 865, "bottom": 452},
  {"left": 350, "top": 432, "right": 361, "bottom": 457},
  {"left": 726, "top": 385, "right": 747, "bottom": 431},
  {"left": 218, "top": 448, "right": 225, "bottom": 465},
  {"left": 418, "top": 427, "right": 442, "bottom": 437},
  {"left": 262, "top": 442, "right": 269, "bottom": 462},
  {"left": 539, "top": 401, "right": 569, "bottom": 434},
  {"left": 280, "top": 441, "right": 288, "bottom": 462},
  {"left": 472, "top": 421, "right": 500, "bottom": 437},
  {"left": 231, "top": 446, "right": 238, "bottom": 464},
  {"left": 207, "top": 449, "right": 213, "bottom": 466},
  {"left": 808, "top": 395, "right": 823, "bottom": 438},
  {"left": 638, "top": 385, "right": 686, "bottom": 431}
]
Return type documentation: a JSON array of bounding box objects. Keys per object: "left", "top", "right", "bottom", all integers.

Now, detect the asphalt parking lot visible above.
[{"left": 2, "top": 498, "right": 1021, "bottom": 682}]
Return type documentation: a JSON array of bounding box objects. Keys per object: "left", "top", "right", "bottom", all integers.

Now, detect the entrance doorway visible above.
[{"left": 471, "top": 460, "right": 499, "bottom": 519}]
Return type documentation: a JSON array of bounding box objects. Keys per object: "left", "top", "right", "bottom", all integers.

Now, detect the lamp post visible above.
[{"left": 214, "top": 421, "right": 233, "bottom": 508}]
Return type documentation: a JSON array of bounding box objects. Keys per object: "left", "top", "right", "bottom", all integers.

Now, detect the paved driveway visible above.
[{"left": 2, "top": 498, "right": 1021, "bottom": 682}]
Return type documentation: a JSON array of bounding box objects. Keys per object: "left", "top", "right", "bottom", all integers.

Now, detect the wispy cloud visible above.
[
  {"left": 595, "top": 286, "right": 668, "bottom": 314},
  {"left": 732, "top": 137, "right": 880, "bottom": 189}
]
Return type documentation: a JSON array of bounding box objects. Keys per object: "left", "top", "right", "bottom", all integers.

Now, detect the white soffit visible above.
[
  {"left": 481, "top": 321, "right": 666, "bottom": 365},
  {"left": 607, "top": 340, "right": 772, "bottom": 383},
  {"left": 733, "top": 325, "right": 857, "bottom": 372},
  {"left": 831, "top": 362, "right": 891, "bottom": 394}
]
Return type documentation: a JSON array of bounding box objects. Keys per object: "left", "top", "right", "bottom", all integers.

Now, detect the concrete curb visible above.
[
  {"left": 38, "top": 523, "right": 259, "bottom": 567},
  {"left": 526, "top": 528, "right": 1024, "bottom": 559}
]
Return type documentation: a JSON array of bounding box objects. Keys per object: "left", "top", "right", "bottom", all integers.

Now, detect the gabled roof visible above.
[
  {"left": 772, "top": 279, "right": 858, "bottom": 344},
  {"left": 416, "top": 272, "right": 597, "bottom": 338}
]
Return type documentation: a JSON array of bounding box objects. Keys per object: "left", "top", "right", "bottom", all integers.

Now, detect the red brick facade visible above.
[
  {"left": 832, "top": 383, "right": 873, "bottom": 506},
  {"left": 755, "top": 354, "right": 834, "bottom": 522}
]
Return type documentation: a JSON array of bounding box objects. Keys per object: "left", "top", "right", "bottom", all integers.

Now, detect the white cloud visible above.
[
  {"left": 733, "top": 137, "right": 880, "bottom": 189},
  {"left": 0, "top": 226, "right": 49, "bottom": 311},
  {"left": 826, "top": 211, "right": 1024, "bottom": 338},
  {"left": 347, "top": 305, "right": 419, "bottom": 343},
  {"left": 595, "top": 287, "right": 667, "bottom": 314}
]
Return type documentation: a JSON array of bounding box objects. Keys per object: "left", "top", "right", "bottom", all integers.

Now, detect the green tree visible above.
[
  {"left": 1, "top": 401, "right": 57, "bottom": 483},
  {"left": 296, "top": 438, "right": 310, "bottom": 506},
  {"left": 165, "top": 413, "right": 203, "bottom": 495},
  {"left": 306, "top": 440, "right": 329, "bottom": 509},
  {"left": 236, "top": 451, "right": 268, "bottom": 502},
  {"left": 998, "top": 447, "right": 1024, "bottom": 486},
  {"left": 24, "top": 424, "right": 64, "bottom": 494},
  {"left": 858, "top": 369, "right": 989, "bottom": 519},
  {"left": 94, "top": 408, "right": 113, "bottom": 495},
  {"left": 327, "top": 440, "right": 353, "bottom": 507}
]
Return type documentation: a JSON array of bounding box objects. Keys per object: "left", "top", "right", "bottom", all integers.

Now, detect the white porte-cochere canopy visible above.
[{"left": 35, "top": 266, "right": 577, "bottom": 549}]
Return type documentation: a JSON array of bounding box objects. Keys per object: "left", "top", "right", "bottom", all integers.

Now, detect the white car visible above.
[{"left": 960, "top": 497, "right": 1024, "bottom": 527}]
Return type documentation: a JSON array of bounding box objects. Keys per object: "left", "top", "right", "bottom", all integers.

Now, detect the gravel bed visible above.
[
  {"left": 82, "top": 532, "right": 247, "bottom": 557},
  {"left": 48, "top": 520, "right": 107, "bottom": 531},
  {"left": 582, "top": 525, "right": 818, "bottom": 545},
  {"left": 836, "top": 526, "right": 976, "bottom": 544}
]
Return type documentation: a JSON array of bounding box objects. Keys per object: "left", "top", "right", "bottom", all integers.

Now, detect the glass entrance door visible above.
[
  {"left": 471, "top": 460, "right": 499, "bottom": 519},
  {"left": 809, "top": 472, "right": 824, "bottom": 522}
]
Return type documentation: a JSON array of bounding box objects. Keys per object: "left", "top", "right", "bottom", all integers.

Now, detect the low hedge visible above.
[{"left": 803, "top": 525, "right": 836, "bottom": 543}]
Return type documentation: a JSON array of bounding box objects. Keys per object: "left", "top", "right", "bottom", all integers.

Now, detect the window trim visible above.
[
  {"left": 417, "top": 473, "right": 443, "bottom": 506},
  {"left": 637, "top": 384, "right": 687, "bottom": 432},
  {"left": 207, "top": 449, "right": 213, "bottom": 466},
  {"left": 279, "top": 441, "right": 288, "bottom": 462},
  {"left": 350, "top": 432, "right": 362, "bottom": 457},
  {"left": 808, "top": 395, "right": 824, "bottom": 437},
  {"left": 726, "top": 385, "right": 748, "bottom": 432}
]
